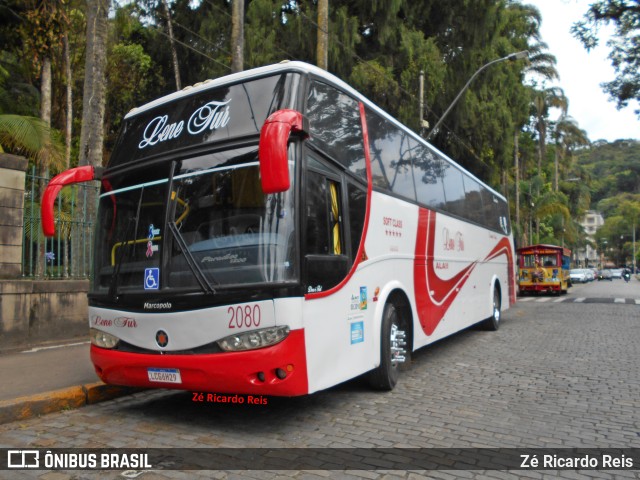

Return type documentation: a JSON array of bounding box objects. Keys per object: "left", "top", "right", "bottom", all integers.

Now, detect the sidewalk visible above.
[{"left": 0, "top": 339, "right": 143, "bottom": 424}]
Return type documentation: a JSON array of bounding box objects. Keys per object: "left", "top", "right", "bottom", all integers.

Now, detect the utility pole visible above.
[
  {"left": 514, "top": 131, "right": 520, "bottom": 245},
  {"left": 162, "top": 0, "right": 182, "bottom": 90},
  {"left": 419, "top": 70, "right": 429, "bottom": 135},
  {"left": 317, "top": 0, "right": 328, "bottom": 70},
  {"left": 231, "top": 0, "right": 244, "bottom": 73},
  {"left": 419, "top": 71, "right": 424, "bottom": 128},
  {"left": 633, "top": 222, "right": 637, "bottom": 274}
]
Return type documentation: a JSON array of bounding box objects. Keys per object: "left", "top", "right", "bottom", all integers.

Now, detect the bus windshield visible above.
[{"left": 94, "top": 146, "right": 297, "bottom": 294}]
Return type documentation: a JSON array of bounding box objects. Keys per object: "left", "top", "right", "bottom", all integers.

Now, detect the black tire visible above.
[
  {"left": 480, "top": 287, "right": 501, "bottom": 331},
  {"left": 368, "top": 303, "right": 404, "bottom": 390}
]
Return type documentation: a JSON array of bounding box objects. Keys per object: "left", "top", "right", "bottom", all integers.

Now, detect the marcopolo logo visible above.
[{"left": 144, "top": 302, "right": 172, "bottom": 310}]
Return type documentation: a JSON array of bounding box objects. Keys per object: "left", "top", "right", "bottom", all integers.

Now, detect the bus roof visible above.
[{"left": 125, "top": 60, "right": 507, "bottom": 203}]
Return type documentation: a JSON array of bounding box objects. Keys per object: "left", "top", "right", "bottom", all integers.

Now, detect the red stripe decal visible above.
[
  {"left": 414, "top": 208, "right": 516, "bottom": 335},
  {"left": 414, "top": 209, "right": 475, "bottom": 335},
  {"left": 485, "top": 237, "right": 517, "bottom": 305}
]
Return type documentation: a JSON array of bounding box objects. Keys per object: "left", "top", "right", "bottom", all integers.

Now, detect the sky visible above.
[{"left": 525, "top": 0, "right": 640, "bottom": 142}]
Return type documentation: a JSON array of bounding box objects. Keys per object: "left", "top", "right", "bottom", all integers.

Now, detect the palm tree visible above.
[
  {"left": 514, "top": 3, "right": 560, "bottom": 82},
  {"left": 506, "top": 3, "right": 562, "bottom": 246},
  {"left": 551, "top": 115, "right": 590, "bottom": 191},
  {"left": 0, "top": 59, "right": 64, "bottom": 170},
  {"left": 0, "top": 114, "right": 63, "bottom": 167},
  {"left": 531, "top": 86, "right": 568, "bottom": 176}
]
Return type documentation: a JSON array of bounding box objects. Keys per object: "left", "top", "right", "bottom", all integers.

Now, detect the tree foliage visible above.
[
  {"left": 577, "top": 140, "right": 640, "bottom": 266},
  {"left": 577, "top": 139, "right": 640, "bottom": 203},
  {"left": 572, "top": 0, "right": 640, "bottom": 117},
  {"left": 2, "top": 0, "right": 637, "bottom": 260}
]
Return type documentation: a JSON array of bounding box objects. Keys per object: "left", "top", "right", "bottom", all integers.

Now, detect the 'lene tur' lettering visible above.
[{"left": 138, "top": 99, "right": 231, "bottom": 149}]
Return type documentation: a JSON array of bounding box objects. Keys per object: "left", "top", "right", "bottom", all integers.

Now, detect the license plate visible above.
[{"left": 147, "top": 368, "right": 182, "bottom": 384}]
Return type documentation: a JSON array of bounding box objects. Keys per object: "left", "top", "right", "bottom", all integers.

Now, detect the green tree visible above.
[
  {"left": 573, "top": 0, "right": 640, "bottom": 117},
  {"left": 0, "top": 33, "right": 64, "bottom": 169},
  {"left": 576, "top": 140, "right": 640, "bottom": 203},
  {"left": 531, "top": 86, "right": 568, "bottom": 177},
  {"left": 551, "top": 116, "right": 589, "bottom": 191}
]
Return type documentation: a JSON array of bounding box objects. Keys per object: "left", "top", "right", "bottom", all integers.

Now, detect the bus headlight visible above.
[
  {"left": 90, "top": 328, "right": 120, "bottom": 349},
  {"left": 217, "top": 326, "right": 290, "bottom": 352}
]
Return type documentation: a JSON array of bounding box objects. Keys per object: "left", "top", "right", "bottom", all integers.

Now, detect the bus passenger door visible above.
[{"left": 303, "top": 161, "right": 350, "bottom": 293}]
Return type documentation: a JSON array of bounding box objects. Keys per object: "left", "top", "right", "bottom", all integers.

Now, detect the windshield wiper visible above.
[
  {"left": 164, "top": 160, "right": 216, "bottom": 294},
  {"left": 168, "top": 221, "right": 216, "bottom": 295}
]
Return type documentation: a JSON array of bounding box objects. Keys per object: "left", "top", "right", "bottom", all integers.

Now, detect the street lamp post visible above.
[
  {"left": 425, "top": 51, "right": 529, "bottom": 141},
  {"left": 633, "top": 223, "right": 636, "bottom": 274}
]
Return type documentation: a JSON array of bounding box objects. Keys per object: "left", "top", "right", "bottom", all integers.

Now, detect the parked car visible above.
[
  {"left": 583, "top": 269, "right": 595, "bottom": 282},
  {"left": 598, "top": 269, "right": 613, "bottom": 281},
  {"left": 570, "top": 268, "right": 588, "bottom": 283}
]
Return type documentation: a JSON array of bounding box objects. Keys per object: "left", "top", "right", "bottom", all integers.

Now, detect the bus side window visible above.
[
  {"left": 306, "top": 172, "right": 325, "bottom": 254},
  {"left": 306, "top": 171, "right": 342, "bottom": 255}
]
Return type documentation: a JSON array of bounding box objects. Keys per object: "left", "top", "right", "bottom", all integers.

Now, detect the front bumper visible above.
[{"left": 90, "top": 329, "right": 309, "bottom": 396}]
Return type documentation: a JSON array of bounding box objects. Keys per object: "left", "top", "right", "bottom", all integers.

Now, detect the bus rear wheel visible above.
[
  {"left": 480, "top": 287, "right": 501, "bottom": 331},
  {"left": 368, "top": 303, "right": 407, "bottom": 391}
]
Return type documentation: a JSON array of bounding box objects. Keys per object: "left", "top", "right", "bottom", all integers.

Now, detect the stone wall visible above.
[
  {"left": 0, "top": 154, "right": 28, "bottom": 279},
  {"left": 0, "top": 279, "right": 89, "bottom": 350},
  {"left": 0, "top": 154, "right": 89, "bottom": 350}
]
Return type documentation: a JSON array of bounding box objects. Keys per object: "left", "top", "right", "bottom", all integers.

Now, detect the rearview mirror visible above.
[{"left": 258, "top": 109, "right": 309, "bottom": 194}]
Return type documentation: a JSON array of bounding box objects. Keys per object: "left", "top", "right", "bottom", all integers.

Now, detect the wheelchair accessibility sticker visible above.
[{"left": 144, "top": 268, "right": 160, "bottom": 290}]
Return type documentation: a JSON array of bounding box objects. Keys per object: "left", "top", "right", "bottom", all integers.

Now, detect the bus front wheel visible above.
[{"left": 368, "top": 303, "right": 407, "bottom": 391}]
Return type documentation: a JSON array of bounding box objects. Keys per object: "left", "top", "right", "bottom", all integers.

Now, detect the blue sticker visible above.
[
  {"left": 350, "top": 321, "right": 364, "bottom": 344},
  {"left": 359, "top": 286, "right": 367, "bottom": 310},
  {"left": 144, "top": 268, "right": 160, "bottom": 290}
]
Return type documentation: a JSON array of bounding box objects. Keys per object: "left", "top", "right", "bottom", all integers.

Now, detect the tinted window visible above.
[
  {"left": 366, "top": 108, "right": 416, "bottom": 200},
  {"left": 305, "top": 169, "right": 343, "bottom": 255},
  {"left": 347, "top": 181, "right": 367, "bottom": 258},
  {"left": 462, "top": 176, "right": 486, "bottom": 225},
  {"left": 412, "top": 141, "right": 447, "bottom": 208},
  {"left": 480, "top": 189, "right": 501, "bottom": 231},
  {"left": 304, "top": 158, "right": 351, "bottom": 292},
  {"left": 442, "top": 164, "right": 466, "bottom": 216},
  {"left": 305, "top": 171, "right": 331, "bottom": 255},
  {"left": 109, "top": 74, "right": 291, "bottom": 167},
  {"left": 306, "top": 81, "right": 366, "bottom": 178},
  {"left": 497, "top": 197, "right": 511, "bottom": 234},
  {"left": 389, "top": 138, "right": 416, "bottom": 201}
]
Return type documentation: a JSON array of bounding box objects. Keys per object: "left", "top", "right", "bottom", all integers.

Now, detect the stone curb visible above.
[{"left": 0, "top": 382, "right": 143, "bottom": 425}]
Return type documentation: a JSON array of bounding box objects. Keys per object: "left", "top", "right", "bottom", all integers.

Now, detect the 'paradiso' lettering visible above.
[{"left": 138, "top": 99, "right": 231, "bottom": 149}]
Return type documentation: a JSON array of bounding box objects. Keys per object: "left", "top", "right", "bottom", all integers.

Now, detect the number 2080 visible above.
[{"left": 227, "top": 304, "right": 261, "bottom": 329}]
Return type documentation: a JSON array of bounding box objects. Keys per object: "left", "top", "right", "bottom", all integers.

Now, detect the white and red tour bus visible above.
[{"left": 42, "top": 61, "right": 516, "bottom": 396}]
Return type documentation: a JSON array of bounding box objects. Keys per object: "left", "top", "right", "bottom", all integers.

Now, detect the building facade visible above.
[{"left": 577, "top": 210, "right": 604, "bottom": 267}]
